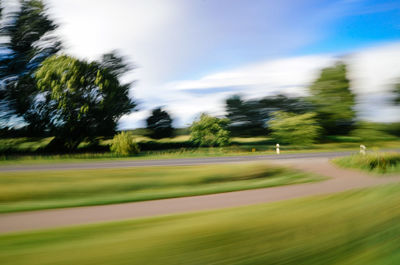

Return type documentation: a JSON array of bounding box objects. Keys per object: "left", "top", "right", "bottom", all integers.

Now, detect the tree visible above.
[
  {"left": 146, "top": 107, "right": 174, "bottom": 139},
  {"left": 269, "top": 111, "right": 321, "bottom": 145},
  {"left": 225, "top": 95, "right": 265, "bottom": 136},
  {"left": 35, "top": 54, "right": 136, "bottom": 150},
  {"left": 393, "top": 83, "right": 400, "bottom": 105},
  {"left": 308, "top": 62, "right": 355, "bottom": 136},
  {"left": 190, "top": 114, "right": 230, "bottom": 147},
  {"left": 0, "top": 0, "right": 61, "bottom": 128},
  {"left": 225, "top": 94, "right": 312, "bottom": 137}
]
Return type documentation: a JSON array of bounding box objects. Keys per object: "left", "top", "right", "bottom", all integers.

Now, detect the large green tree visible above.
[
  {"left": 0, "top": 0, "right": 60, "bottom": 129},
  {"left": 35, "top": 55, "right": 136, "bottom": 150},
  {"left": 146, "top": 107, "right": 174, "bottom": 139},
  {"left": 308, "top": 62, "right": 355, "bottom": 135}
]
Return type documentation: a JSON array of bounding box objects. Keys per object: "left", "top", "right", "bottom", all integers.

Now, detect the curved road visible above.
[{"left": 1, "top": 152, "right": 400, "bottom": 234}]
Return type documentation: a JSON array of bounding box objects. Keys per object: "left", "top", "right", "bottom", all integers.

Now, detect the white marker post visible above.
[
  {"left": 276, "top": 143, "right": 280, "bottom": 155},
  {"left": 360, "top": 144, "right": 366, "bottom": 155}
]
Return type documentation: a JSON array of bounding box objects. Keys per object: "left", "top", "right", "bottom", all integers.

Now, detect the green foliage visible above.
[
  {"left": 146, "top": 107, "right": 174, "bottom": 139},
  {"left": 394, "top": 82, "right": 400, "bottom": 105},
  {"left": 225, "top": 94, "right": 312, "bottom": 137},
  {"left": 335, "top": 153, "right": 400, "bottom": 173},
  {"left": 350, "top": 122, "right": 397, "bottom": 142},
  {"left": 308, "top": 62, "right": 355, "bottom": 135},
  {"left": 0, "top": 0, "right": 61, "bottom": 127},
  {"left": 36, "top": 54, "right": 135, "bottom": 149},
  {"left": 110, "top": 132, "right": 140, "bottom": 156},
  {"left": 269, "top": 111, "right": 321, "bottom": 145},
  {"left": 225, "top": 95, "right": 266, "bottom": 136},
  {"left": 190, "top": 114, "right": 230, "bottom": 147}
]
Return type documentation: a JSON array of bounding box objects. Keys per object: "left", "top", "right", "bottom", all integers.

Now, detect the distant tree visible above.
[
  {"left": 146, "top": 107, "right": 174, "bottom": 139},
  {"left": 394, "top": 83, "right": 400, "bottom": 105},
  {"left": 35, "top": 54, "right": 136, "bottom": 150},
  {"left": 269, "top": 111, "right": 321, "bottom": 145},
  {"left": 225, "top": 94, "right": 312, "bottom": 137},
  {"left": 190, "top": 114, "right": 230, "bottom": 147},
  {"left": 0, "top": 0, "right": 61, "bottom": 129},
  {"left": 225, "top": 95, "right": 265, "bottom": 137},
  {"left": 258, "top": 94, "right": 312, "bottom": 115},
  {"left": 308, "top": 62, "right": 356, "bottom": 135}
]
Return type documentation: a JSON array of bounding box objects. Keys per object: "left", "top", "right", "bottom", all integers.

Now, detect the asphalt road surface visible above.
[{"left": 0, "top": 150, "right": 358, "bottom": 172}]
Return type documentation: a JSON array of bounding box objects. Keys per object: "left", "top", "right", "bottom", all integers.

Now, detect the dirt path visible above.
[{"left": 0, "top": 158, "right": 399, "bottom": 234}]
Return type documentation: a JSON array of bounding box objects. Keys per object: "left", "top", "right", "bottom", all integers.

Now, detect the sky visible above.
[{"left": 44, "top": 0, "right": 400, "bottom": 128}]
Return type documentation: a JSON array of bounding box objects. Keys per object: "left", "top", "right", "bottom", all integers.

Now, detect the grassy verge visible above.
[
  {"left": 0, "top": 148, "right": 351, "bottom": 166},
  {"left": 0, "top": 136, "right": 399, "bottom": 166},
  {"left": 0, "top": 163, "right": 322, "bottom": 213},
  {"left": 334, "top": 152, "right": 400, "bottom": 174},
  {"left": 1, "top": 183, "right": 400, "bottom": 265}
]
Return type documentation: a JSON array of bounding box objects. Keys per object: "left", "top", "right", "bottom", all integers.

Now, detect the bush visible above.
[
  {"left": 335, "top": 153, "right": 400, "bottom": 173},
  {"left": 110, "top": 132, "right": 140, "bottom": 156},
  {"left": 269, "top": 111, "right": 321, "bottom": 145},
  {"left": 190, "top": 114, "right": 230, "bottom": 147}
]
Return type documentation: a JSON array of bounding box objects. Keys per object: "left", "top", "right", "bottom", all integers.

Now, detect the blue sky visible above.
[
  {"left": 45, "top": 0, "right": 400, "bottom": 128},
  {"left": 296, "top": 0, "right": 400, "bottom": 55}
]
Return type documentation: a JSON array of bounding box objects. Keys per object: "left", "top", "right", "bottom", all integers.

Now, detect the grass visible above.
[
  {"left": 0, "top": 135, "right": 399, "bottom": 166},
  {"left": 0, "top": 163, "right": 322, "bottom": 213},
  {"left": 0, "top": 137, "right": 53, "bottom": 152},
  {"left": 1, "top": 140, "right": 400, "bottom": 166},
  {"left": 1, "top": 183, "right": 400, "bottom": 264},
  {"left": 334, "top": 152, "right": 400, "bottom": 174}
]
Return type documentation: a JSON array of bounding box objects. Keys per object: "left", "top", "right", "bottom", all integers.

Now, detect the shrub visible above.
[
  {"left": 335, "top": 153, "right": 400, "bottom": 173},
  {"left": 110, "top": 132, "right": 140, "bottom": 156},
  {"left": 190, "top": 114, "right": 230, "bottom": 147},
  {"left": 269, "top": 111, "right": 321, "bottom": 145}
]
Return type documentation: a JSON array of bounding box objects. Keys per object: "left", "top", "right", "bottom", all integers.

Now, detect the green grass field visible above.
[
  {"left": 1, "top": 139, "right": 400, "bottom": 166},
  {"left": 0, "top": 163, "right": 322, "bottom": 213},
  {"left": 1, "top": 183, "right": 400, "bottom": 265},
  {"left": 334, "top": 152, "right": 400, "bottom": 174}
]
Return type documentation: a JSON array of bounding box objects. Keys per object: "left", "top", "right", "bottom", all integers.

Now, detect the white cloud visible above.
[
  {"left": 348, "top": 43, "right": 400, "bottom": 121},
  {"left": 43, "top": 1, "right": 400, "bottom": 128},
  {"left": 171, "top": 55, "right": 336, "bottom": 94},
  {"left": 45, "top": 0, "right": 337, "bottom": 129},
  {"left": 119, "top": 42, "right": 400, "bottom": 128},
  {"left": 119, "top": 54, "right": 336, "bottom": 128}
]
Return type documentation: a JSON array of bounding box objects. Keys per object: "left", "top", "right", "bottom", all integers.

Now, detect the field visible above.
[
  {"left": 1, "top": 183, "right": 400, "bottom": 265},
  {"left": 1, "top": 135, "right": 400, "bottom": 165},
  {"left": 334, "top": 153, "right": 400, "bottom": 174},
  {"left": 0, "top": 163, "right": 322, "bottom": 213}
]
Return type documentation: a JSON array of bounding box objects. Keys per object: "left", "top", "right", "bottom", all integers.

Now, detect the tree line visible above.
[
  {"left": 1, "top": 1, "right": 399, "bottom": 152},
  {"left": 145, "top": 61, "right": 399, "bottom": 147}
]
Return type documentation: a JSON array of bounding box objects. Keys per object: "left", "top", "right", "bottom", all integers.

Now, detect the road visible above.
[
  {"left": 0, "top": 151, "right": 357, "bottom": 172},
  {"left": 0, "top": 154, "right": 399, "bottom": 234}
]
